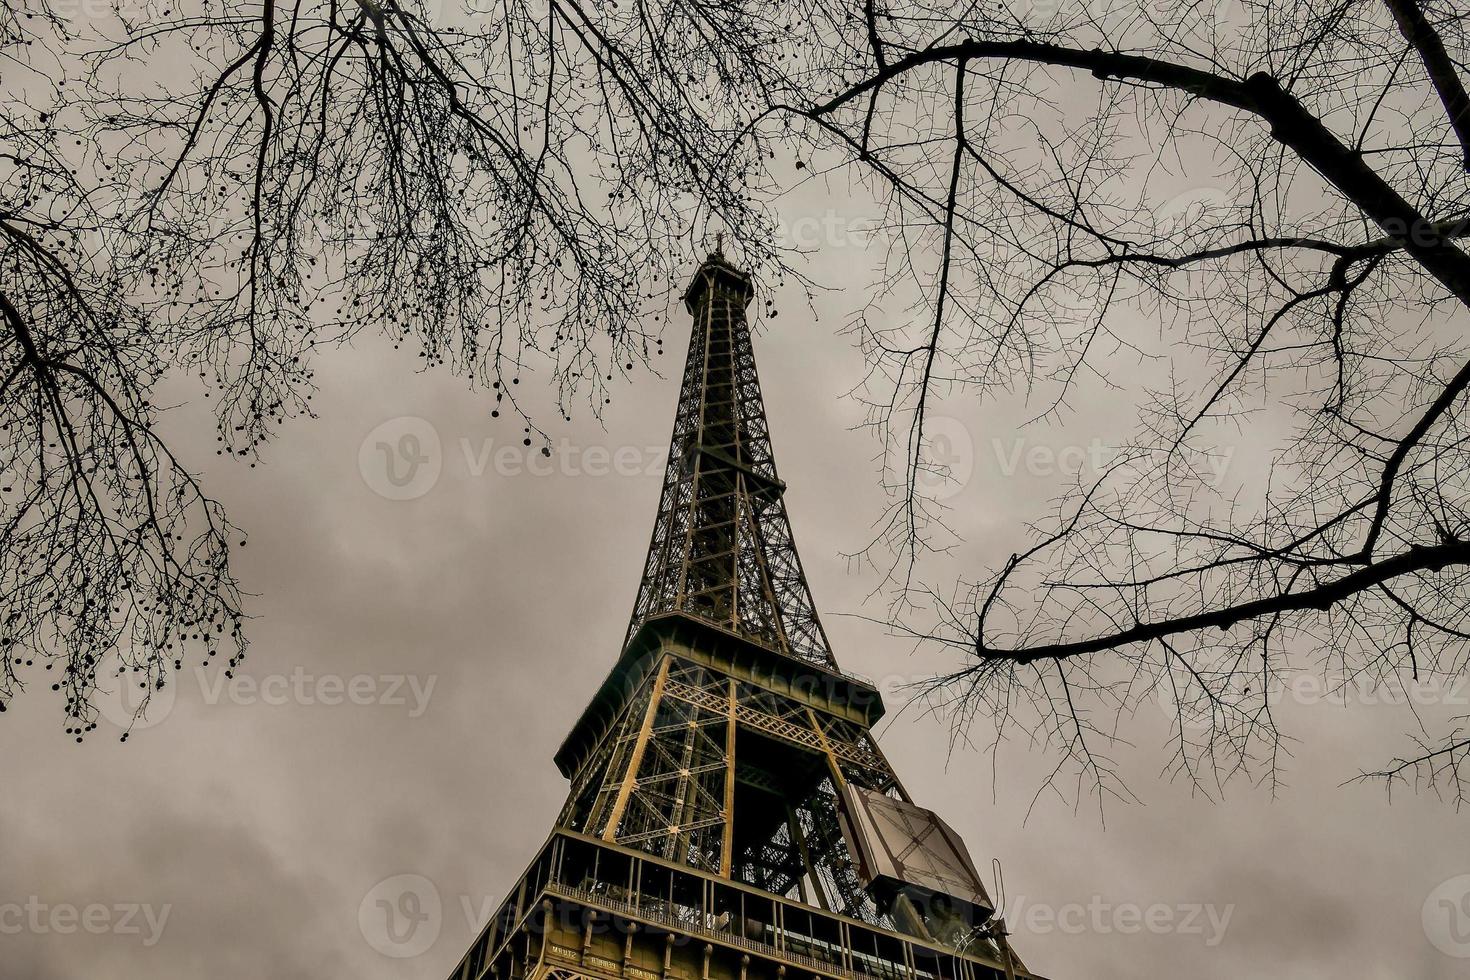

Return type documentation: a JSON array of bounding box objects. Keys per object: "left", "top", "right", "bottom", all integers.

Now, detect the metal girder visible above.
[{"left": 626, "top": 255, "right": 834, "bottom": 668}]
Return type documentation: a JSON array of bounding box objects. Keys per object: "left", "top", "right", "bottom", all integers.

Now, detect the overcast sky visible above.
[{"left": 5, "top": 162, "right": 1470, "bottom": 980}]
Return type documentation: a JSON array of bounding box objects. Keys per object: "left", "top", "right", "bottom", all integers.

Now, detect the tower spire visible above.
[
  {"left": 626, "top": 251, "right": 835, "bottom": 668},
  {"left": 440, "top": 255, "right": 1047, "bottom": 980}
]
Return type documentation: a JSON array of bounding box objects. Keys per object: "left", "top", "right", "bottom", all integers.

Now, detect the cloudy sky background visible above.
[{"left": 4, "top": 157, "right": 1470, "bottom": 980}]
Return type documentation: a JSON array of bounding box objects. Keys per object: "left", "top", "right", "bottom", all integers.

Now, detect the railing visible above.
[
  {"left": 451, "top": 832, "right": 1041, "bottom": 980},
  {"left": 546, "top": 882, "right": 858, "bottom": 980},
  {"left": 543, "top": 882, "right": 1025, "bottom": 980}
]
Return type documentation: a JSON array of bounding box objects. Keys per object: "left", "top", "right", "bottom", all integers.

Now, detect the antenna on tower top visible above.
[{"left": 713, "top": 231, "right": 725, "bottom": 256}]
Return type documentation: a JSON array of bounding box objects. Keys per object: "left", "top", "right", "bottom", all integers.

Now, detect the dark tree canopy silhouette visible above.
[
  {"left": 2, "top": 0, "right": 779, "bottom": 738},
  {"left": 4, "top": 0, "right": 1470, "bottom": 808}
]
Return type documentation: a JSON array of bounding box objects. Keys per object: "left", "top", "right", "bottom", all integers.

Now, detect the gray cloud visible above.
[{"left": 3, "top": 184, "right": 1468, "bottom": 980}]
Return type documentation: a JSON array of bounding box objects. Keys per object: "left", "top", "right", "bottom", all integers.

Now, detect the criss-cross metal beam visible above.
[{"left": 626, "top": 252, "right": 835, "bottom": 668}]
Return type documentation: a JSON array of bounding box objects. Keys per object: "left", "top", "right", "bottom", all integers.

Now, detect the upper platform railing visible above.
[{"left": 447, "top": 830, "right": 1042, "bottom": 980}]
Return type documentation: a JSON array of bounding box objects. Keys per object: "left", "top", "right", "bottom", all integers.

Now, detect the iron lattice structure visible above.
[
  {"left": 626, "top": 255, "right": 834, "bottom": 668},
  {"left": 557, "top": 654, "right": 901, "bottom": 925},
  {"left": 443, "top": 253, "right": 1044, "bottom": 980}
]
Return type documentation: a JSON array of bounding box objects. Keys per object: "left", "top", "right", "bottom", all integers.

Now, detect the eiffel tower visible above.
[{"left": 443, "top": 251, "right": 1044, "bottom": 980}]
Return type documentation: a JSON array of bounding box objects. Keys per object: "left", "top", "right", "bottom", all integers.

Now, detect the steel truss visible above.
[
  {"left": 520, "top": 254, "right": 1037, "bottom": 980},
  {"left": 626, "top": 256, "right": 834, "bottom": 668},
  {"left": 561, "top": 653, "right": 904, "bottom": 928}
]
